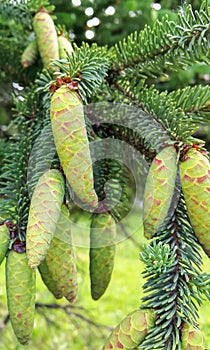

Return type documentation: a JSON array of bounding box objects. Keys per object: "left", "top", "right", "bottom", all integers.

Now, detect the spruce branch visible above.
[
  {"left": 113, "top": 79, "right": 210, "bottom": 143},
  {"left": 139, "top": 192, "right": 208, "bottom": 350},
  {"left": 168, "top": 85, "right": 210, "bottom": 123},
  {"left": 110, "top": 1, "right": 209, "bottom": 80},
  {"left": 0, "top": 88, "right": 47, "bottom": 238},
  {"left": 52, "top": 42, "right": 110, "bottom": 103},
  {"left": 87, "top": 102, "right": 174, "bottom": 156}
]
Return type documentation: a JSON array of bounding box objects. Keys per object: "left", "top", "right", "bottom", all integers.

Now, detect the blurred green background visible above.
[{"left": 0, "top": 0, "right": 209, "bottom": 349}]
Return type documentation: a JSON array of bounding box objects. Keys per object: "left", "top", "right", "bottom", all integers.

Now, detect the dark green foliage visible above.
[
  {"left": 111, "top": 3, "right": 209, "bottom": 78},
  {"left": 0, "top": 88, "right": 47, "bottom": 238},
  {"left": 112, "top": 80, "right": 210, "bottom": 143},
  {"left": 139, "top": 193, "right": 210, "bottom": 349},
  {"left": 54, "top": 42, "right": 110, "bottom": 102},
  {"left": 0, "top": 1, "right": 32, "bottom": 29}
]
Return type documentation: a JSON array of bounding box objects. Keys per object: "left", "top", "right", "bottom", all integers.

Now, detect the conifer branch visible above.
[
  {"left": 139, "top": 193, "right": 208, "bottom": 349},
  {"left": 0, "top": 88, "right": 47, "bottom": 237},
  {"left": 52, "top": 43, "right": 110, "bottom": 102},
  {"left": 112, "top": 80, "right": 210, "bottom": 143},
  {"left": 110, "top": 2, "right": 209, "bottom": 79}
]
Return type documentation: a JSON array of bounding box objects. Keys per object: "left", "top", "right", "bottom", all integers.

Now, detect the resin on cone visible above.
[
  {"left": 0, "top": 224, "right": 10, "bottom": 265},
  {"left": 50, "top": 85, "right": 98, "bottom": 209},
  {"left": 21, "top": 39, "right": 38, "bottom": 68},
  {"left": 90, "top": 212, "right": 116, "bottom": 300},
  {"left": 26, "top": 169, "right": 65, "bottom": 268},
  {"left": 143, "top": 146, "right": 178, "bottom": 239},
  {"left": 180, "top": 148, "right": 210, "bottom": 257},
  {"left": 33, "top": 9, "right": 59, "bottom": 70},
  {"left": 102, "top": 309, "right": 154, "bottom": 349},
  {"left": 6, "top": 250, "right": 36, "bottom": 345},
  {"left": 45, "top": 205, "right": 78, "bottom": 303}
]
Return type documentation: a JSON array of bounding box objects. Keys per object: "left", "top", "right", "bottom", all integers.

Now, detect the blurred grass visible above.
[{"left": 0, "top": 212, "right": 209, "bottom": 349}]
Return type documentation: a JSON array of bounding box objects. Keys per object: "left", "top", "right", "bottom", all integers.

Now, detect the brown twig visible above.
[
  {"left": 118, "top": 221, "right": 144, "bottom": 250},
  {"left": 35, "top": 303, "right": 113, "bottom": 331}
]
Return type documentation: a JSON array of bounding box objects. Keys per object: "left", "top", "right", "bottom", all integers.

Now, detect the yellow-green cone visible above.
[
  {"left": 58, "top": 35, "right": 73, "bottom": 59},
  {"left": 50, "top": 85, "right": 98, "bottom": 209},
  {"left": 38, "top": 260, "right": 63, "bottom": 299},
  {"left": 181, "top": 323, "right": 207, "bottom": 349},
  {"left": 0, "top": 224, "right": 10, "bottom": 265},
  {"left": 21, "top": 39, "right": 38, "bottom": 68},
  {"left": 33, "top": 9, "right": 59, "bottom": 71},
  {"left": 143, "top": 146, "right": 178, "bottom": 239},
  {"left": 6, "top": 250, "right": 36, "bottom": 345},
  {"left": 26, "top": 169, "right": 65, "bottom": 268},
  {"left": 102, "top": 309, "right": 154, "bottom": 349},
  {"left": 45, "top": 205, "right": 78, "bottom": 303},
  {"left": 90, "top": 212, "right": 116, "bottom": 300},
  {"left": 180, "top": 148, "right": 210, "bottom": 257}
]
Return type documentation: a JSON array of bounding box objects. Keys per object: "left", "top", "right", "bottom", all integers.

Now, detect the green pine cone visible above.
[
  {"left": 58, "top": 35, "right": 73, "bottom": 59},
  {"left": 102, "top": 309, "right": 154, "bottom": 349},
  {"left": 143, "top": 146, "right": 178, "bottom": 239},
  {"left": 0, "top": 224, "right": 10, "bottom": 265},
  {"left": 180, "top": 148, "right": 210, "bottom": 257},
  {"left": 26, "top": 169, "right": 65, "bottom": 268},
  {"left": 181, "top": 323, "right": 207, "bottom": 349},
  {"left": 6, "top": 250, "right": 36, "bottom": 345},
  {"left": 50, "top": 85, "right": 98, "bottom": 209},
  {"left": 90, "top": 212, "right": 116, "bottom": 300},
  {"left": 38, "top": 260, "right": 63, "bottom": 299},
  {"left": 45, "top": 205, "right": 78, "bottom": 303},
  {"left": 33, "top": 9, "right": 59, "bottom": 71},
  {"left": 20, "top": 39, "right": 38, "bottom": 68}
]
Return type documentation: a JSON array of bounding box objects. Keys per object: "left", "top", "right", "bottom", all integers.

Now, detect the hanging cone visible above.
[
  {"left": 180, "top": 148, "right": 210, "bottom": 257},
  {"left": 50, "top": 84, "right": 98, "bottom": 209},
  {"left": 38, "top": 259, "right": 63, "bottom": 299},
  {"left": 58, "top": 35, "right": 73, "bottom": 59},
  {"left": 33, "top": 8, "right": 59, "bottom": 71},
  {"left": 6, "top": 250, "right": 36, "bottom": 345},
  {"left": 45, "top": 205, "right": 78, "bottom": 304},
  {"left": 90, "top": 212, "right": 116, "bottom": 300},
  {"left": 26, "top": 169, "right": 65, "bottom": 268},
  {"left": 143, "top": 146, "right": 178, "bottom": 239},
  {"left": 21, "top": 39, "right": 38, "bottom": 68}
]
